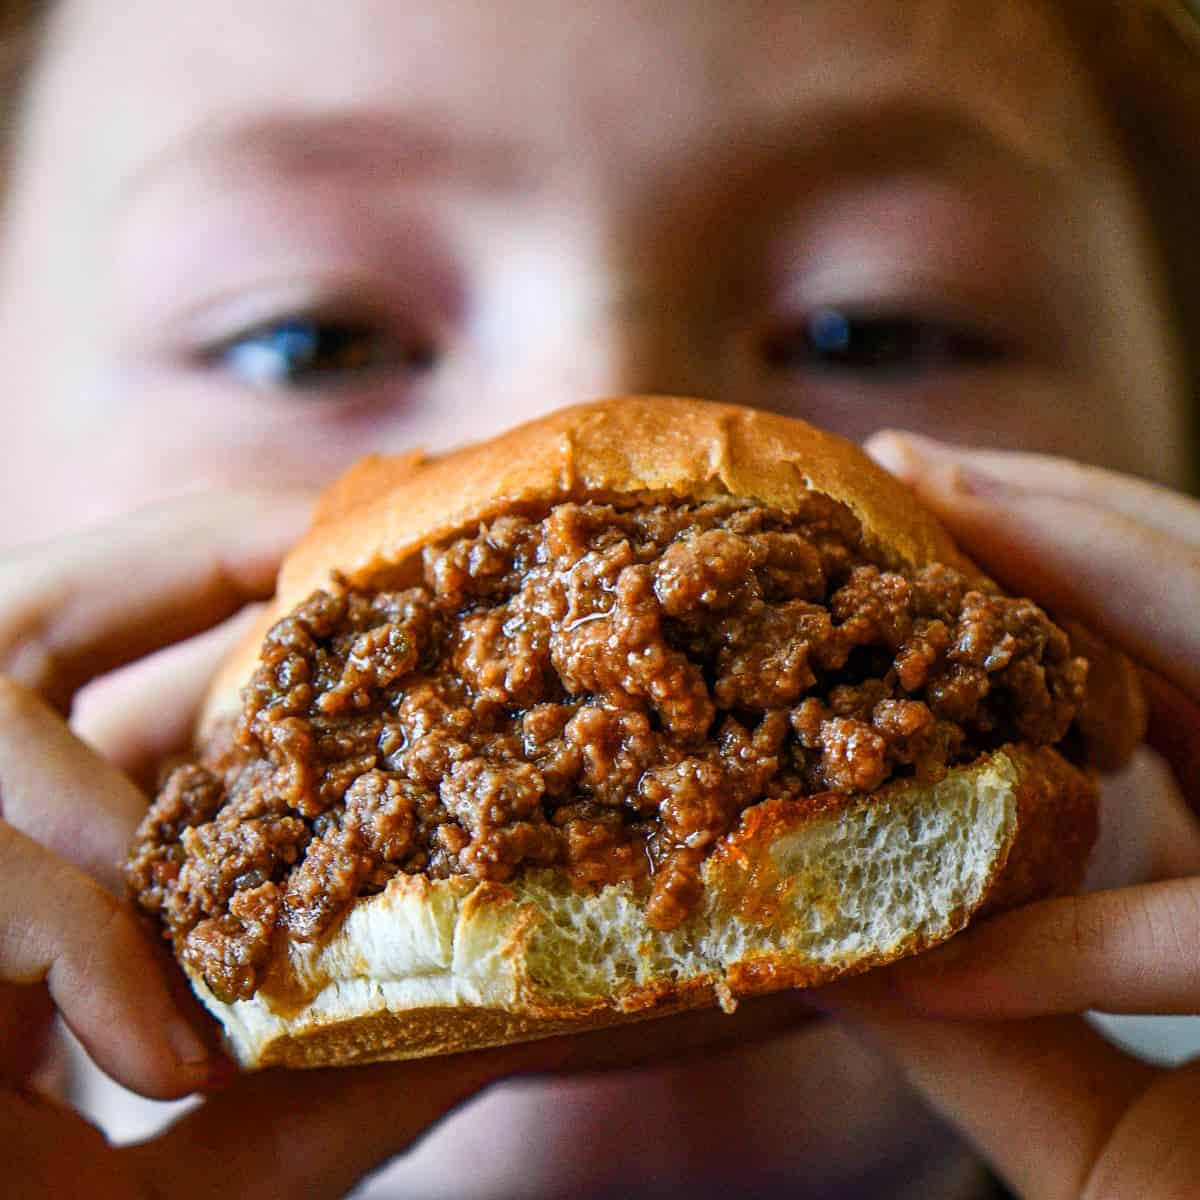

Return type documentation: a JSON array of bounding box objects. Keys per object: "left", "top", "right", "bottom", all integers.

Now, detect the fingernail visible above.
[
  {"left": 866, "top": 432, "right": 966, "bottom": 485},
  {"left": 869, "top": 433, "right": 1017, "bottom": 502},
  {"left": 168, "top": 1019, "right": 211, "bottom": 1070},
  {"left": 864, "top": 430, "right": 924, "bottom": 481}
]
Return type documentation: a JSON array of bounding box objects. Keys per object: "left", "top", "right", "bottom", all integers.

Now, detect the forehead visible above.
[{"left": 36, "top": 0, "right": 1104, "bottom": 199}]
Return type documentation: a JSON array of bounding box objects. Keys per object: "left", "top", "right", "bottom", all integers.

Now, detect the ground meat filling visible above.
[{"left": 128, "top": 497, "right": 1087, "bottom": 1002}]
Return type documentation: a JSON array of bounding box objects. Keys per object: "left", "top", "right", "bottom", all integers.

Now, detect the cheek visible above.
[
  {"left": 758, "top": 365, "right": 1171, "bottom": 476},
  {"left": 89, "top": 381, "right": 398, "bottom": 500},
  {"left": 0, "top": 366, "right": 387, "bottom": 548}
]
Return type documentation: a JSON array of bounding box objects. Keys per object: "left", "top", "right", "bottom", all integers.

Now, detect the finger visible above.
[
  {"left": 27, "top": 1020, "right": 74, "bottom": 1101},
  {"left": 0, "top": 983, "right": 55, "bottom": 1085},
  {"left": 864, "top": 432, "right": 1200, "bottom": 700},
  {"left": 1084, "top": 1059, "right": 1200, "bottom": 1200},
  {"left": 0, "top": 488, "right": 312, "bottom": 712},
  {"left": 1141, "top": 667, "right": 1200, "bottom": 820},
  {"left": 123, "top": 992, "right": 823, "bottom": 1200},
  {"left": 0, "top": 821, "right": 224, "bottom": 1098},
  {"left": 866, "top": 433, "right": 1200, "bottom": 545},
  {"left": 1, "top": 1088, "right": 146, "bottom": 1200},
  {"left": 123, "top": 1044, "right": 542, "bottom": 1200},
  {"left": 1089, "top": 746, "right": 1200, "bottom": 888},
  {"left": 70, "top": 605, "right": 265, "bottom": 790},
  {"left": 828, "top": 980, "right": 1158, "bottom": 1200},
  {"left": 885, "top": 877, "right": 1200, "bottom": 1018},
  {"left": 0, "top": 677, "right": 148, "bottom": 894},
  {"left": 0, "top": 677, "right": 230, "bottom": 1095}
]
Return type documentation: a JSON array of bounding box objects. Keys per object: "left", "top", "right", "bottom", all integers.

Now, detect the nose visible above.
[
  {"left": 599, "top": 285, "right": 725, "bottom": 398},
  {"left": 368, "top": 227, "right": 746, "bottom": 458},
  {"left": 451, "top": 275, "right": 730, "bottom": 447}
]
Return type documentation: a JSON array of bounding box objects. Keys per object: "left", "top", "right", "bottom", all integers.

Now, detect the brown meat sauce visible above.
[{"left": 127, "top": 497, "right": 1087, "bottom": 1002}]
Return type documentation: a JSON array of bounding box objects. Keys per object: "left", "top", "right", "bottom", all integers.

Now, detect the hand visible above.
[
  {"left": 0, "top": 492, "right": 515, "bottom": 1200},
  {"left": 0, "top": 491, "right": 819, "bottom": 1200},
  {"left": 818, "top": 433, "right": 1200, "bottom": 1200}
]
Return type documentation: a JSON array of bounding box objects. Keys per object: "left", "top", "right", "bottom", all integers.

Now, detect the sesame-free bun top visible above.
[{"left": 204, "top": 396, "right": 981, "bottom": 728}]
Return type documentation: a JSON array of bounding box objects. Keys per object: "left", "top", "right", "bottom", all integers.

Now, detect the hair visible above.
[
  {"left": 1, "top": 0, "right": 1198, "bottom": 454},
  {"left": 0, "top": 1, "right": 44, "bottom": 158},
  {"left": 1058, "top": 0, "right": 1200, "bottom": 475}
]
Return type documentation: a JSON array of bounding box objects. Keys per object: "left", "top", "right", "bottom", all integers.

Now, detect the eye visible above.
[
  {"left": 206, "top": 313, "right": 437, "bottom": 391},
  {"left": 761, "top": 307, "right": 1005, "bottom": 377}
]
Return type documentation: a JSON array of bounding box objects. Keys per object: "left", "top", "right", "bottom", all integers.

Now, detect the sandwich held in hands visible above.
[{"left": 125, "top": 397, "right": 1136, "bottom": 1069}]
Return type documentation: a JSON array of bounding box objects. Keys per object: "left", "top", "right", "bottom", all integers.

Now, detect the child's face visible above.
[{"left": 0, "top": 0, "right": 1188, "bottom": 547}]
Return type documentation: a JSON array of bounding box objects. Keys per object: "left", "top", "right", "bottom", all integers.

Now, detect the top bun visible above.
[{"left": 204, "top": 396, "right": 981, "bottom": 728}]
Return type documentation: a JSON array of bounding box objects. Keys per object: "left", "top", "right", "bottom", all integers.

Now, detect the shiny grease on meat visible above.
[{"left": 127, "top": 496, "right": 1087, "bottom": 1002}]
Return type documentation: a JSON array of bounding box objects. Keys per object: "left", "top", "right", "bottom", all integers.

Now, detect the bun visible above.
[
  {"left": 202, "top": 396, "right": 981, "bottom": 726},
  {"left": 202, "top": 745, "right": 1093, "bottom": 1068},
  {"left": 175, "top": 397, "right": 1104, "bottom": 1068}
]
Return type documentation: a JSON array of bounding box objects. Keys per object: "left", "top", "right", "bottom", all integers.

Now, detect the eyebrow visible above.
[
  {"left": 121, "top": 88, "right": 1068, "bottom": 228},
  {"left": 769, "top": 93, "right": 1072, "bottom": 186},
  {"left": 123, "top": 109, "right": 535, "bottom": 204}
]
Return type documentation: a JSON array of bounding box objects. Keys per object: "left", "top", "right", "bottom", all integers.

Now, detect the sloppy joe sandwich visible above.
[{"left": 127, "top": 397, "right": 1121, "bottom": 1069}]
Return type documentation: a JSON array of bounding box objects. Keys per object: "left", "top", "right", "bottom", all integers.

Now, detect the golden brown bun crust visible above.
[
  {"left": 203, "top": 396, "right": 982, "bottom": 727},
  {"left": 255, "top": 989, "right": 712, "bottom": 1070}
]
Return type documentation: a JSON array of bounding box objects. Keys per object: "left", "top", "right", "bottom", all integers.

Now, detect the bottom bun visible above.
[{"left": 193, "top": 745, "right": 1095, "bottom": 1069}]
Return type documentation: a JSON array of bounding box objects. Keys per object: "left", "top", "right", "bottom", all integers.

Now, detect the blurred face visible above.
[
  {"left": 0, "top": 5, "right": 1189, "bottom": 1193},
  {"left": 0, "top": 0, "right": 1188, "bottom": 549}
]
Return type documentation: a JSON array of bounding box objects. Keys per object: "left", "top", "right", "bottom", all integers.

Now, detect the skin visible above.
[
  {"left": 0, "top": 0, "right": 1198, "bottom": 1196},
  {"left": 835, "top": 435, "right": 1200, "bottom": 1199}
]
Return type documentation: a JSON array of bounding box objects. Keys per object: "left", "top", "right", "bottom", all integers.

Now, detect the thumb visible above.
[
  {"left": 823, "top": 973, "right": 1158, "bottom": 1200},
  {"left": 119, "top": 1042, "right": 560, "bottom": 1200},
  {"left": 118, "top": 985, "right": 826, "bottom": 1199}
]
